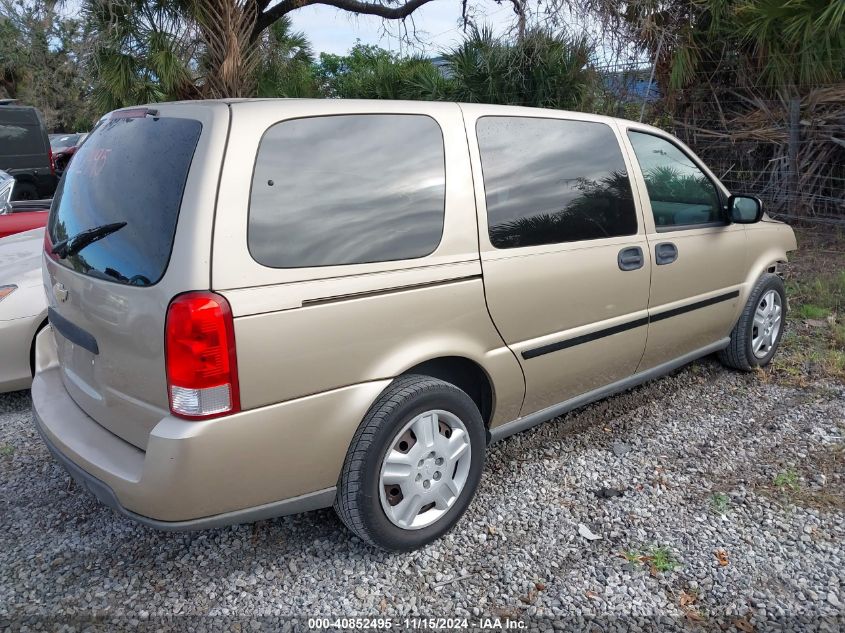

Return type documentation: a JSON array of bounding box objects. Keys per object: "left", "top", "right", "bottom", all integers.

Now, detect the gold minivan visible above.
[{"left": 32, "top": 100, "right": 796, "bottom": 551}]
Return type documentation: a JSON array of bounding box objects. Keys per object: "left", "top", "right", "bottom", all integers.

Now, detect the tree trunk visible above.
[{"left": 192, "top": 0, "right": 261, "bottom": 98}]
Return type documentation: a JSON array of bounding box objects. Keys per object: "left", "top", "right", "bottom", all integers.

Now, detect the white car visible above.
[{"left": 0, "top": 227, "right": 47, "bottom": 392}]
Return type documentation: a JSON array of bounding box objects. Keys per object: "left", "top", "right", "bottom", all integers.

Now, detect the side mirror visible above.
[{"left": 728, "top": 195, "right": 763, "bottom": 223}]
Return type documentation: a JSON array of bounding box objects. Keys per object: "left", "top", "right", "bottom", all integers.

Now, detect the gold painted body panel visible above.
[
  {"left": 459, "top": 104, "right": 652, "bottom": 417},
  {"left": 478, "top": 241, "right": 650, "bottom": 415},
  {"left": 637, "top": 225, "right": 747, "bottom": 370},
  {"left": 229, "top": 276, "right": 524, "bottom": 427}
]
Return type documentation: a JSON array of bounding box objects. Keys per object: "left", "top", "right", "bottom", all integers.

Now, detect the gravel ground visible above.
[{"left": 1, "top": 358, "right": 843, "bottom": 631}]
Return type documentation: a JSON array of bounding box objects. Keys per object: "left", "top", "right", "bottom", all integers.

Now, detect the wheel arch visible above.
[
  {"left": 399, "top": 356, "right": 496, "bottom": 428},
  {"left": 741, "top": 223, "right": 797, "bottom": 306}
]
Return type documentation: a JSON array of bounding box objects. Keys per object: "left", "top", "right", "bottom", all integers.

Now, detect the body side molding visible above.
[
  {"left": 521, "top": 290, "right": 738, "bottom": 360},
  {"left": 492, "top": 338, "right": 730, "bottom": 443}
]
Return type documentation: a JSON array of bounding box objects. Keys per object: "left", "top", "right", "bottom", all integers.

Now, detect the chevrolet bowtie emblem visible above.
[{"left": 53, "top": 282, "right": 69, "bottom": 303}]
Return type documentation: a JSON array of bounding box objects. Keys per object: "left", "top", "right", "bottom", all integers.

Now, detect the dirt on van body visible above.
[{"left": 1, "top": 228, "right": 843, "bottom": 631}]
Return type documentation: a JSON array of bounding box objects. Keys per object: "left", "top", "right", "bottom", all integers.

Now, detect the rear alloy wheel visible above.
[
  {"left": 719, "top": 273, "right": 787, "bottom": 370},
  {"left": 335, "top": 375, "right": 485, "bottom": 551},
  {"left": 379, "top": 409, "right": 471, "bottom": 530}
]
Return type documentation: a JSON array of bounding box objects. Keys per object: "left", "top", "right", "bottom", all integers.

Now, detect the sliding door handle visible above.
[
  {"left": 655, "top": 242, "right": 678, "bottom": 265},
  {"left": 618, "top": 246, "right": 644, "bottom": 271}
]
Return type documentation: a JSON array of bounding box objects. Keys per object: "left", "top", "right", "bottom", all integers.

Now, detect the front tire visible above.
[
  {"left": 334, "top": 375, "right": 486, "bottom": 551},
  {"left": 719, "top": 273, "right": 786, "bottom": 370}
]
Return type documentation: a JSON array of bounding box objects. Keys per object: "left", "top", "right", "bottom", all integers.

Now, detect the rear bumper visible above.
[
  {"left": 31, "top": 327, "right": 390, "bottom": 529},
  {"left": 34, "top": 415, "right": 335, "bottom": 530}
]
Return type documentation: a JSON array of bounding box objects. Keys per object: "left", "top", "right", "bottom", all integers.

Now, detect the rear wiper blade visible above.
[{"left": 52, "top": 222, "right": 127, "bottom": 259}]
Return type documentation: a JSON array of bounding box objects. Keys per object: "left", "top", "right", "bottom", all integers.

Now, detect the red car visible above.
[
  {"left": 0, "top": 202, "right": 50, "bottom": 240},
  {"left": 0, "top": 171, "right": 50, "bottom": 239}
]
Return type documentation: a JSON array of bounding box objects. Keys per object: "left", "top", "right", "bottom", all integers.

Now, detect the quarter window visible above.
[
  {"left": 476, "top": 117, "right": 637, "bottom": 249},
  {"left": 248, "top": 114, "right": 446, "bottom": 268},
  {"left": 627, "top": 132, "right": 722, "bottom": 229}
]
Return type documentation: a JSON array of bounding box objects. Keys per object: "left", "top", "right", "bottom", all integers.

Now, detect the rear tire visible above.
[
  {"left": 334, "top": 374, "right": 486, "bottom": 551},
  {"left": 719, "top": 273, "right": 786, "bottom": 370}
]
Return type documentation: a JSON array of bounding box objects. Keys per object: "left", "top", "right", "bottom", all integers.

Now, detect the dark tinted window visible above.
[
  {"left": 249, "top": 114, "right": 445, "bottom": 268},
  {"left": 0, "top": 109, "right": 43, "bottom": 156},
  {"left": 627, "top": 132, "right": 722, "bottom": 228},
  {"left": 477, "top": 117, "right": 637, "bottom": 249},
  {"left": 48, "top": 116, "right": 202, "bottom": 286}
]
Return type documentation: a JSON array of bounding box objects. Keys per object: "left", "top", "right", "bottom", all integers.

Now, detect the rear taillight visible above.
[
  {"left": 48, "top": 148, "right": 56, "bottom": 177},
  {"left": 165, "top": 291, "right": 240, "bottom": 420},
  {"left": 43, "top": 230, "right": 57, "bottom": 261}
]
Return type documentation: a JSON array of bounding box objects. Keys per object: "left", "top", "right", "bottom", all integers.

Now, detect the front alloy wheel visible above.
[
  {"left": 719, "top": 273, "right": 787, "bottom": 370},
  {"left": 751, "top": 289, "right": 782, "bottom": 359}
]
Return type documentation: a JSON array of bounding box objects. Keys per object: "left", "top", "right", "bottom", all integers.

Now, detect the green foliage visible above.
[
  {"left": 711, "top": 492, "right": 730, "bottom": 514},
  {"left": 638, "top": 0, "right": 845, "bottom": 91},
  {"left": 797, "top": 272, "right": 845, "bottom": 316},
  {"left": 0, "top": 0, "right": 96, "bottom": 130},
  {"left": 443, "top": 26, "right": 594, "bottom": 109},
  {"left": 622, "top": 546, "right": 679, "bottom": 572},
  {"left": 795, "top": 304, "right": 831, "bottom": 320},
  {"left": 728, "top": 0, "right": 845, "bottom": 87},
  {"left": 313, "top": 28, "right": 595, "bottom": 110},
  {"left": 773, "top": 469, "right": 800, "bottom": 491},
  {"left": 256, "top": 17, "right": 320, "bottom": 97},
  {"left": 85, "top": 0, "right": 200, "bottom": 111},
  {"left": 648, "top": 547, "right": 679, "bottom": 573},
  {"left": 315, "top": 43, "right": 450, "bottom": 100}
]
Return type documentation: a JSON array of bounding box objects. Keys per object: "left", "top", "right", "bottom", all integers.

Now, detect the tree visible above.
[
  {"left": 86, "top": 0, "right": 540, "bottom": 99},
  {"left": 614, "top": 0, "right": 844, "bottom": 94},
  {"left": 444, "top": 26, "right": 594, "bottom": 109},
  {"left": 85, "top": 0, "right": 327, "bottom": 103},
  {"left": 0, "top": 0, "right": 96, "bottom": 130},
  {"left": 85, "top": 0, "right": 202, "bottom": 110},
  {"left": 256, "top": 16, "right": 320, "bottom": 96},
  {"left": 315, "top": 43, "right": 449, "bottom": 100}
]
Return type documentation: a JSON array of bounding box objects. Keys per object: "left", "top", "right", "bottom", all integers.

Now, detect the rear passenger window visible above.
[
  {"left": 627, "top": 131, "right": 722, "bottom": 229},
  {"left": 476, "top": 117, "right": 637, "bottom": 249},
  {"left": 249, "top": 114, "right": 445, "bottom": 268}
]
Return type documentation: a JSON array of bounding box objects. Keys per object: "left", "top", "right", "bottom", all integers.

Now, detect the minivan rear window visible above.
[{"left": 48, "top": 116, "right": 202, "bottom": 286}]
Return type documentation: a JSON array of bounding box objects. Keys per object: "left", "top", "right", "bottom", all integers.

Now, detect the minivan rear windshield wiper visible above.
[{"left": 52, "top": 222, "right": 128, "bottom": 259}]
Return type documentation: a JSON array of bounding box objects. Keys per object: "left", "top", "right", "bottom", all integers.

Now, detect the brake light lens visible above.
[
  {"left": 165, "top": 291, "right": 240, "bottom": 419},
  {"left": 43, "top": 230, "right": 58, "bottom": 261},
  {"left": 48, "top": 148, "right": 56, "bottom": 177},
  {"left": 111, "top": 107, "right": 159, "bottom": 119}
]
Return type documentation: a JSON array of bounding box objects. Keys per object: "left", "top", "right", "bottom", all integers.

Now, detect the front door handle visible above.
[
  {"left": 655, "top": 242, "right": 678, "bottom": 265},
  {"left": 618, "top": 246, "right": 644, "bottom": 271}
]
